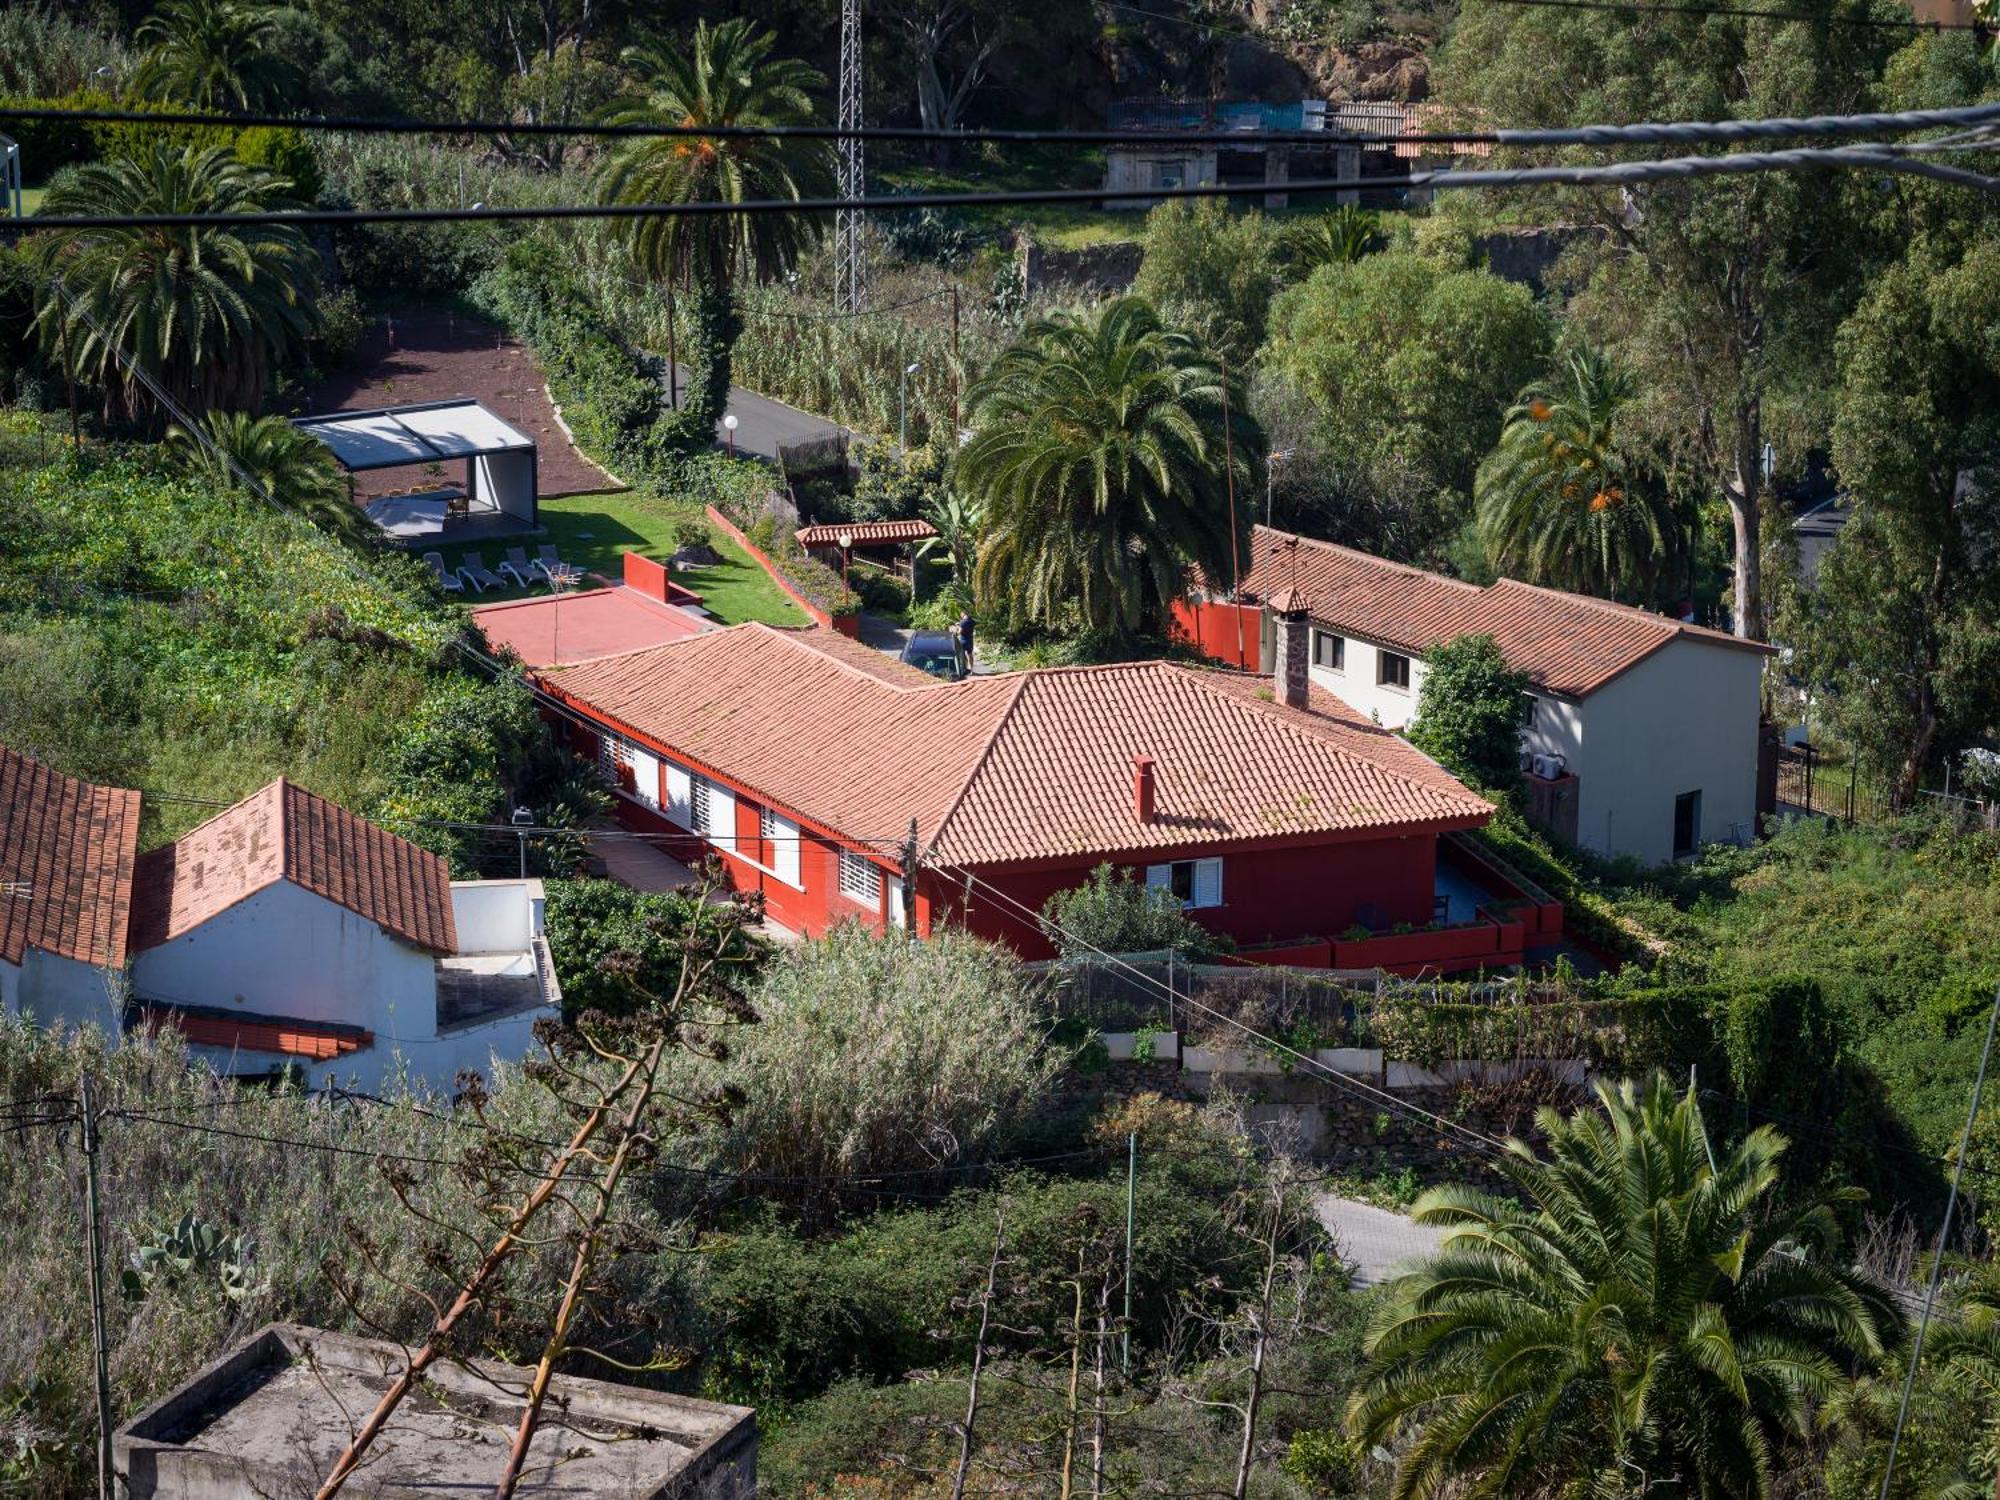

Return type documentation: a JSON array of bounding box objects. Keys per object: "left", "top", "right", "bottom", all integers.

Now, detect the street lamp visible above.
[
  {"left": 836, "top": 529, "right": 855, "bottom": 587},
  {"left": 899, "top": 361, "right": 921, "bottom": 453},
  {"left": 723, "top": 412, "right": 739, "bottom": 457},
  {"left": 511, "top": 805, "right": 534, "bottom": 880}
]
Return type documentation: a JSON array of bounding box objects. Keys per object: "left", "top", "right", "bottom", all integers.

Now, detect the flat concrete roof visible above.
[
  {"left": 472, "top": 585, "right": 710, "bottom": 669},
  {"left": 117, "top": 1324, "right": 755, "bottom": 1498},
  {"left": 294, "top": 398, "right": 535, "bottom": 471}
]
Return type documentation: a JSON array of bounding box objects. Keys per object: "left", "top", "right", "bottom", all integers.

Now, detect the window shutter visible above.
[
  {"left": 1144, "top": 864, "right": 1171, "bottom": 892},
  {"left": 629, "top": 748, "right": 661, "bottom": 811},
  {"left": 1194, "top": 858, "right": 1223, "bottom": 909},
  {"left": 662, "top": 761, "right": 692, "bottom": 829},
  {"left": 706, "top": 781, "right": 736, "bottom": 852},
  {"left": 770, "top": 812, "right": 801, "bottom": 886},
  {"left": 887, "top": 874, "right": 906, "bottom": 929}
]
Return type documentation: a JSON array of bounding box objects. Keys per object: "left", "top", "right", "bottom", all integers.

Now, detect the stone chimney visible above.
[
  {"left": 1133, "top": 755, "right": 1156, "bottom": 823},
  {"left": 1268, "top": 587, "right": 1311, "bottom": 710}
]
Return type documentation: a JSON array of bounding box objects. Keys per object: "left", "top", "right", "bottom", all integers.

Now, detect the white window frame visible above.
[
  {"left": 1144, "top": 856, "right": 1223, "bottom": 910},
  {"left": 838, "top": 849, "right": 882, "bottom": 908}
]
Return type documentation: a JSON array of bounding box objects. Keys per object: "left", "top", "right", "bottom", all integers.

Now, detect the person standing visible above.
[{"left": 957, "top": 610, "right": 976, "bottom": 671}]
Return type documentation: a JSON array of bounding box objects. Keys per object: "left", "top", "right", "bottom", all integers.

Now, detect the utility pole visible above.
[
  {"left": 833, "top": 0, "right": 866, "bottom": 314},
  {"left": 900, "top": 817, "right": 919, "bottom": 940},
  {"left": 80, "top": 1070, "right": 113, "bottom": 1500},
  {"left": 1121, "top": 1132, "right": 1136, "bottom": 1373},
  {"left": 1218, "top": 351, "right": 1245, "bottom": 670}
]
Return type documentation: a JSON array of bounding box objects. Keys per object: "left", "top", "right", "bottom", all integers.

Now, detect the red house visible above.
[{"left": 498, "top": 600, "right": 1560, "bottom": 974}]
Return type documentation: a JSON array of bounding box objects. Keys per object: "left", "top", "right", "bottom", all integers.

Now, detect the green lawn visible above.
[
  {"left": 6, "top": 186, "right": 46, "bottom": 220},
  {"left": 439, "top": 490, "right": 806, "bottom": 627}
]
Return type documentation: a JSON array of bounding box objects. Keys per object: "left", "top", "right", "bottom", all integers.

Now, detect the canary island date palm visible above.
[
  {"left": 35, "top": 144, "right": 318, "bottom": 426},
  {"left": 594, "top": 19, "right": 833, "bottom": 436},
  {"left": 1349, "top": 1074, "right": 1896, "bottom": 1500},
  {"left": 1475, "top": 348, "right": 1675, "bottom": 601},
  {"left": 167, "top": 411, "right": 359, "bottom": 536},
  {"left": 132, "top": 0, "right": 297, "bottom": 110},
  {"left": 960, "top": 296, "right": 1261, "bottom": 642}
]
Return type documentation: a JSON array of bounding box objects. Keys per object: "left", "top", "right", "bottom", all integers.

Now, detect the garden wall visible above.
[{"left": 705, "top": 503, "right": 860, "bottom": 636}]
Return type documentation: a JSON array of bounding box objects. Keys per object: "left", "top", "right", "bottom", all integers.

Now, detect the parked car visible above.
[{"left": 900, "top": 631, "right": 969, "bottom": 681}]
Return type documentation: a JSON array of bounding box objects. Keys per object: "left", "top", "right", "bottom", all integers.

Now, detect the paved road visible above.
[
  {"left": 1315, "top": 1194, "right": 1447, "bottom": 1286},
  {"left": 654, "top": 360, "right": 847, "bottom": 465}
]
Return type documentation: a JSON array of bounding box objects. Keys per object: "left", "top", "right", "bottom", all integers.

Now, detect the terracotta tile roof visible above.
[
  {"left": 0, "top": 744, "right": 141, "bottom": 968},
  {"left": 929, "top": 662, "right": 1492, "bottom": 866},
  {"left": 130, "top": 999, "right": 372, "bottom": 1062},
  {"left": 129, "top": 779, "right": 458, "bottom": 955},
  {"left": 795, "top": 520, "right": 939, "bottom": 548},
  {"left": 543, "top": 625, "right": 1491, "bottom": 868},
  {"left": 547, "top": 624, "right": 1022, "bottom": 849},
  {"left": 1237, "top": 526, "right": 1773, "bottom": 698}
]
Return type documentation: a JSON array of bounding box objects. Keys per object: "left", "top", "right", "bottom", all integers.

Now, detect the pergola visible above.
[{"left": 293, "top": 398, "right": 539, "bottom": 546}]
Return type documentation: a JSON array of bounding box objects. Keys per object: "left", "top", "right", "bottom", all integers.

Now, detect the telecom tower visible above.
[{"left": 834, "top": 0, "right": 865, "bottom": 312}]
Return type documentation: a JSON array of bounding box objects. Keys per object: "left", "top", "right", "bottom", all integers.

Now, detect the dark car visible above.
[{"left": 900, "top": 631, "right": 970, "bottom": 681}]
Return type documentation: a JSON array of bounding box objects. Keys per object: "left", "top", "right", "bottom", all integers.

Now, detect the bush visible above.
[
  {"left": 1407, "top": 632, "right": 1531, "bottom": 796},
  {"left": 692, "top": 925, "right": 1062, "bottom": 1217},
  {"left": 1040, "top": 863, "right": 1235, "bottom": 961},
  {"left": 313, "top": 287, "right": 367, "bottom": 369},
  {"left": 232, "top": 126, "right": 321, "bottom": 203},
  {"left": 543, "top": 877, "right": 765, "bottom": 1020}
]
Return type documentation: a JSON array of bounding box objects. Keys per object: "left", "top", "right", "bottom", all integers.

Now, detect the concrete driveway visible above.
[
  {"left": 1315, "top": 1194, "right": 1447, "bottom": 1286},
  {"left": 654, "top": 361, "right": 847, "bottom": 465}
]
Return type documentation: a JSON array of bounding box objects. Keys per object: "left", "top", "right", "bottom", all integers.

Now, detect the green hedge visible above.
[
  {"left": 736, "top": 508, "right": 862, "bottom": 617},
  {"left": 1368, "top": 986, "right": 1723, "bottom": 1073},
  {"left": 0, "top": 92, "right": 317, "bottom": 192},
  {"left": 472, "top": 238, "right": 665, "bottom": 472}
]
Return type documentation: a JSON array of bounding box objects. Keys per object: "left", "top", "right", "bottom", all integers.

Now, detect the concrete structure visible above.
[
  {"left": 116, "top": 1323, "right": 755, "bottom": 1498},
  {"left": 1178, "top": 526, "right": 1776, "bottom": 865},
  {"left": 1103, "top": 97, "right": 1338, "bottom": 209},
  {"left": 523, "top": 617, "right": 1556, "bottom": 973},
  {"left": 0, "top": 749, "right": 559, "bottom": 1092},
  {"left": 294, "top": 398, "right": 539, "bottom": 548}
]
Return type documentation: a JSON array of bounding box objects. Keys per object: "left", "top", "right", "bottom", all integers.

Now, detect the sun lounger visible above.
[
  {"left": 421, "top": 552, "right": 464, "bottom": 594},
  {"left": 458, "top": 552, "right": 505, "bottom": 593},
  {"left": 500, "top": 547, "right": 539, "bottom": 588},
  {"left": 533, "top": 544, "right": 567, "bottom": 582}
]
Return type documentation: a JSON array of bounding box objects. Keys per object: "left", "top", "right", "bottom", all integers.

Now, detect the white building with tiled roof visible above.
[{"left": 1182, "top": 526, "right": 1776, "bottom": 865}]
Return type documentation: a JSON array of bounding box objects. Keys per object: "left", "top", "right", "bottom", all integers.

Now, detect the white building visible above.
[
  {"left": 1217, "top": 527, "right": 1775, "bottom": 866},
  {"left": 0, "top": 748, "right": 558, "bottom": 1093}
]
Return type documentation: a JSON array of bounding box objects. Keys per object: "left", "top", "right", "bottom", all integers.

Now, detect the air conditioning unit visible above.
[
  {"left": 1531, "top": 752, "right": 1568, "bottom": 781},
  {"left": 1519, "top": 749, "right": 1535, "bottom": 772}
]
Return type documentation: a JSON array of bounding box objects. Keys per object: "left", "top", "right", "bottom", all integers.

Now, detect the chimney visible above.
[
  {"left": 1268, "top": 587, "right": 1312, "bottom": 710},
  {"left": 1133, "top": 755, "right": 1156, "bottom": 823}
]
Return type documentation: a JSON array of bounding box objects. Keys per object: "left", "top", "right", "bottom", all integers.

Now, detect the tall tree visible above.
[
  {"left": 1132, "top": 198, "right": 1283, "bottom": 361},
  {"left": 1785, "top": 240, "right": 2000, "bottom": 803},
  {"left": 594, "top": 19, "right": 833, "bottom": 436},
  {"left": 1349, "top": 1075, "right": 1897, "bottom": 1498},
  {"left": 1476, "top": 348, "right": 1679, "bottom": 601},
  {"left": 35, "top": 144, "right": 319, "bottom": 424},
  {"left": 1434, "top": 0, "right": 1902, "bottom": 638},
  {"left": 961, "top": 296, "right": 1261, "bottom": 643},
  {"left": 131, "top": 0, "right": 298, "bottom": 110}
]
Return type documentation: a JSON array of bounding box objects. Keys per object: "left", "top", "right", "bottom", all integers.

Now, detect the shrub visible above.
[
  {"left": 312, "top": 286, "right": 366, "bottom": 369},
  {"left": 232, "top": 125, "right": 321, "bottom": 203},
  {"left": 693, "top": 924, "right": 1062, "bottom": 1217},
  {"left": 1040, "top": 862, "right": 1235, "bottom": 961},
  {"left": 543, "top": 877, "right": 765, "bottom": 1020},
  {"left": 1407, "top": 632, "right": 1531, "bottom": 796}
]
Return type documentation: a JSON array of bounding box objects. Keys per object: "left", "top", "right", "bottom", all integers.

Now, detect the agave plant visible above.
[{"left": 122, "top": 1212, "right": 267, "bottom": 1304}]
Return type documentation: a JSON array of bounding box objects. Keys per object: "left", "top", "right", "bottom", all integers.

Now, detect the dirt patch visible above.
[{"left": 292, "top": 308, "right": 618, "bottom": 501}]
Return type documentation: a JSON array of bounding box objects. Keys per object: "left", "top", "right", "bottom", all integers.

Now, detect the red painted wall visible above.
[
  {"left": 924, "top": 834, "right": 1440, "bottom": 961},
  {"left": 1171, "top": 599, "right": 1261, "bottom": 672}
]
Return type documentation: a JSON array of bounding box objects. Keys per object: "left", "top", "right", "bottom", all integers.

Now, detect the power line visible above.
[
  {"left": 16, "top": 134, "right": 2000, "bottom": 235},
  {"left": 1479, "top": 0, "right": 1986, "bottom": 29}
]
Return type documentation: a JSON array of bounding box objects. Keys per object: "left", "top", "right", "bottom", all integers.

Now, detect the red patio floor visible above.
[{"left": 471, "top": 586, "right": 707, "bottom": 669}]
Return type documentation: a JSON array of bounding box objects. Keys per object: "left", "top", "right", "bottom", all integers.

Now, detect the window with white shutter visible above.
[
  {"left": 688, "top": 776, "right": 711, "bottom": 836},
  {"left": 838, "top": 849, "right": 882, "bottom": 907},
  {"left": 887, "top": 874, "right": 906, "bottom": 929},
  {"left": 763, "top": 809, "right": 802, "bottom": 886},
  {"left": 662, "top": 760, "right": 692, "bottom": 829},
  {"left": 1143, "top": 857, "right": 1223, "bottom": 910},
  {"left": 629, "top": 747, "right": 661, "bottom": 810}
]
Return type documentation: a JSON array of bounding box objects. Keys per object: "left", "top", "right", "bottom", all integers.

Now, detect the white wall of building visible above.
[
  {"left": 176, "top": 1001, "right": 547, "bottom": 1098},
  {"left": 9, "top": 948, "right": 123, "bottom": 1034},
  {"left": 1569, "top": 640, "right": 1765, "bottom": 865},
  {"left": 451, "top": 879, "right": 545, "bottom": 955},
  {"left": 1301, "top": 624, "right": 1426, "bottom": 730},
  {"left": 129, "top": 879, "right": 438, "bottom": 1042}
]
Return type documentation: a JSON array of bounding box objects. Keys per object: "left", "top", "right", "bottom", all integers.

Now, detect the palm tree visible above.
[
  {"left": 960, "top": 296, "right": 1261, "bottom": 643},
  {"left": 594, "top": 20, "right": 833, "bottom": 435},
  {"left": 35, "top": 144, "right": 319, "bottom": 426},
  {"left": 166, "top": 411, "right": 358, "bottom": 534},
  {"left": 1287, "top": 205, "right": 1384, "bottom": 274},
  {"left": 1475, "top": 348, "right": 1678, "bottom": 601},
  {"left": 131, "top": 0, "right": 297, "bottom": 111},
  {"left": 1350, "top": 1074, "right": 1897, "bottom": 1500}
]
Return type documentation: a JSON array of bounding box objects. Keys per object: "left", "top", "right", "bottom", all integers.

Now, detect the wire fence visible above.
[{"left": 1776, "top": 744, "right": 2000, "bottom": 831}]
